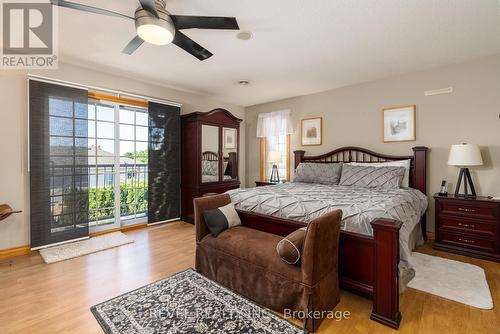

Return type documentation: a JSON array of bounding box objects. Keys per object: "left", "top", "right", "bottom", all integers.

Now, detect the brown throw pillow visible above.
[{"left": 276, "top": 227, "right": 307, "bottom": 265}]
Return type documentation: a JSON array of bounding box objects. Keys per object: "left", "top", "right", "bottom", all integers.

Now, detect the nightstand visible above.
[
  {"left": 433, "top": 194, "right": 500, "bottom": 262},
  {"left": 255, "top": 180, "right": 279, "bottom": 187}
]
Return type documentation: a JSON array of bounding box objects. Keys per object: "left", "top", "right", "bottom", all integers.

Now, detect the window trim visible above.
[
  {"left": 88, "top": 91, "right": 148, "bottom": 109},
  {"left": 259, "top": 134, "right": 291, "bottom": 182}
]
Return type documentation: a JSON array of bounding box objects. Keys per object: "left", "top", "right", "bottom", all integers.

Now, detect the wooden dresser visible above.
[
  {"left": 434, "top": 194, "right": 500, "bottom": 262},
  {"left": 181, "top": 109, "right": 242, "bottom": 223}
]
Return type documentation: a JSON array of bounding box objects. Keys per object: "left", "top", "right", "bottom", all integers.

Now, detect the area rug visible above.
[
  {"left": 39, "top": 232, "right": 133, "bottom": 264},
  {"left": 91, "top": 268, "right": 303, "bottom": 334},
  {"left": 408, "top": 252, "right": 493, "bottom": 309}
]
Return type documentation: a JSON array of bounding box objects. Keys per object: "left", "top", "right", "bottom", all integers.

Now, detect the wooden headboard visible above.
[
  {"left": 294, "top": 146, "right": 428, "bottom": 195},
  {"left": 202, "top": 151, "right": 218, "bottom": 161},
  {"left": 202, "top": 151, "right": 238, "bottom": 179}
]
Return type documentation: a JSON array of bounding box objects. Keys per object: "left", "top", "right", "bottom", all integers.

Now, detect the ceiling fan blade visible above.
[
  {"left": 122, "top": 35, "right": 145, "bottom": 55},
  {"left": 138, "top": 0, "right": 159, "bottom": 18},
  {"left": 170, "top": 15, "right": 239, "bottom": 30},
  {"left": 172, "top": 31, "right": 213, "bottom": 61},
  {"left": 50, "top": 0, "right": 133, "bottom": 20}
]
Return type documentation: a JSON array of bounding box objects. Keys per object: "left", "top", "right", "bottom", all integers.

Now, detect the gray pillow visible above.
[
  {"left": 339, "top": 165, "right": 405, "bottom": 189},
  {"left": 293, "top": 162, "right": 343, "bottom": 185},
  {"left": 203, "top": 202, "right": 241, "bottom": 237}
]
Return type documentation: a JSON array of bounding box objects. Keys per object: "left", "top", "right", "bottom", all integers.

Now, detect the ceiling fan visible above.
[{"left": 50, "top": 0, "right": 240, "bottom": 60}]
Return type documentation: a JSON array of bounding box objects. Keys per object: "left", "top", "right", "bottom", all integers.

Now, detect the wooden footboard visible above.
[
  {"left": 369, "top": 219, "right": 402, "bottom": 329},
  {"left": 237, "top": 210, "right": 402, "bottom": 329}
]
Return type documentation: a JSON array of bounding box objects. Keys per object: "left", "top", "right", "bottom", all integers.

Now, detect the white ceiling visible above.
[{"left": 57, "top": 0, "right": 500, "bottom": 106}]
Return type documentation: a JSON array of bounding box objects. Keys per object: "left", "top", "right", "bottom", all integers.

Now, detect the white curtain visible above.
[{"left": 256, "top": 110, "right": 294, "bottom": 138}]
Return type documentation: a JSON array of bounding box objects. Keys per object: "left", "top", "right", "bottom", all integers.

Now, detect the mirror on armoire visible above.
[
  {"left": 201, "top": 124, "right": 220, "bottom": 183},
  {"left": 222, "top": 127, "right": 238, "bottom": 181}
]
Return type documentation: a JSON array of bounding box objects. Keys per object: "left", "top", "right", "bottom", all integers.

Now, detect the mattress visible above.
[{"left": 227, "top": 182, "right": 428, "bottom": 288}]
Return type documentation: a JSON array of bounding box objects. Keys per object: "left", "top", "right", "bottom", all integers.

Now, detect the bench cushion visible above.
[{"left": 199, "top": 226, "right": 301, "bottom": 283}]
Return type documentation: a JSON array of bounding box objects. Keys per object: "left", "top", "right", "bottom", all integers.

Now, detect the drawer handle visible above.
[
  {"left": 458, "top": 238, "right": 475, "bottom": 244},
  {"left": 457, "top": 222, "right": 475, "bottom": 229},
  {"left": 458, "top": 207, "right": 476, "bottom": 213}
]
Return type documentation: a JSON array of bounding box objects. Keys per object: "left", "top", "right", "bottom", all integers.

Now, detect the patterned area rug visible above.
[{"left": 91, "top": 268, "right": 303, "bottom": 334}]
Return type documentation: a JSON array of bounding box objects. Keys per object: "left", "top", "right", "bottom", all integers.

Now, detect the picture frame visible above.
[
  {"left": 382, "top": 105, "right": 416, "bottom": 143},
  {"left": 301, "top": 117, "right": 322, "bottom": 146},
  {"left": 223, "top": 128, "right": 237, "bottom": 149}
]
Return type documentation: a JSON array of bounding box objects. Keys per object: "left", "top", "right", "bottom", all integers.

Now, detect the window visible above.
[
  {"left": 87, "top": 103, "right": 116, "bottom": 227},
  {"left": 86, "top": 95, "right": 149, "bottom": 231},
  {"left": 118, "top": 106, "right": 149, "bottom": 222},
  {"left": 48, "top": 96, "right": 90, "bottom": 233},
  {"left": 30, "top": 82, "right": 179, "bottom": 247},
  {"left": 256, "top": 110, "right": 293, "bottom": 182},
  {"left": 260, "top": 135, "right": 290, "bottom": 181}
]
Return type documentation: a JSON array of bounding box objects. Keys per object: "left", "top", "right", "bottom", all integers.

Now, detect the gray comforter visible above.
[{"left": 227, "top": 182, "right": 428, "bottom": 288}]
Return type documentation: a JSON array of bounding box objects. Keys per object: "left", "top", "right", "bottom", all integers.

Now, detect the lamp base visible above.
[
  {"left": 454, "top": 167, "right": 476, "bottom": 198},
  {"left": 269, "top": 164, "right": 280, "bottom": 183}
]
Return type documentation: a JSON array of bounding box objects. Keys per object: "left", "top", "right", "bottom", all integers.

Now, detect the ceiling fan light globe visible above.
[
  {"left": 135, "top": 8, "right": 175, "bottom": 45},
  {"left": 137, "top": 24, "right": 174, "bottom": 45}
]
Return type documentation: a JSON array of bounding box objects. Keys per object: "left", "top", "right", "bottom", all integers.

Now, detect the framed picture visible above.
[
  {"left": 223, "top": 128, "right": 237, "bottom": 149},
  {"left": 301, "top": 117, "right": 322, "bottom": 146},
  {"left": 382, "top": 105, "right": 416, "bottom": 142}
]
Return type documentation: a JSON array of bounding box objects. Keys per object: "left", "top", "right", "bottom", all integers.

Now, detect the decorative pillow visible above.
[
  {"left": 293, "top": 162, "right": 343, "bottom": 185},
  {"left": 201, "top": 160, "right": 218, "bottom": 176},
  {"left": 339, "top": 165, "right": 405, "bottom": 189},
  {"left": 203, "top": 202, "right": 241, "bottom": 237},
  {"left": 347, "top": 159, "right": 411, "bottom": 187},
  {"left": 276, "top": 227, "right": 307, "bottom": 265}
]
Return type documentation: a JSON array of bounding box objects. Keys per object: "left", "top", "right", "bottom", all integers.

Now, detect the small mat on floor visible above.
[
  {"left": 91, "top": 268, "right": 303, "bottom": 334},
  {"left": 39, "top": 232, "right": 133, "bottom": 264},
  {"left": 408, "top": 252, "right": 493, "bottom": 309}
]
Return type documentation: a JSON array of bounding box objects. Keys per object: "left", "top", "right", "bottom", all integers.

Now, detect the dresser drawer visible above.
[
  {"left": 440, "top": 231, "right": 496, "bottom": 253},
  {"left": 439, "top": 216, "right": 496, "bottom": 238},
  {"left": 438, "top": 200, "right": 498, "bottom": 220}
]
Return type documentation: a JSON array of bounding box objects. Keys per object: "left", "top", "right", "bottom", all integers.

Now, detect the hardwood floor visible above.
[{"left": 1, "top": 221, "right": 499, "bottom": 334}]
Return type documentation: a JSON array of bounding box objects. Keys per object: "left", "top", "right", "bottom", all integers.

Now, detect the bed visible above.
[
  {"left": 229, "top": 146, "right": 428, "bottom": 329},
  {"left": 201, "top": 151, "right": 235, "bottom": 183},
  {"left": 229, "top": 183, "right": 427, "bottom": 286}
]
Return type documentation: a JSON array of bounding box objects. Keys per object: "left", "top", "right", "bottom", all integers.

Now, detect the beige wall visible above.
[
  {"left": 0, "top": 62, "right": 245, "bottom": 250},
  {"left": 245, "top": 54, "right": 500, "bottom": 232}
]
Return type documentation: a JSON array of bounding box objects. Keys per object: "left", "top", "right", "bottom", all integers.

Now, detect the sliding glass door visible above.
[
  {"left": 118, "top": 106, "right": 149, "bottom": 224},
  {"left": 87, "top": 101, "right": 148, "bottom": 233},
  {"left": 30, "top": 79, "right": 180, "bottom": 248}
]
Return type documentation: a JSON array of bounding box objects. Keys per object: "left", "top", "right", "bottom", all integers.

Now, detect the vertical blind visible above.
[
  {"left": 29, "top": 80, "right": 89, "bottom": 248},
  {"left": 148, "top": 102, "right": 181, "bottom": 223}
]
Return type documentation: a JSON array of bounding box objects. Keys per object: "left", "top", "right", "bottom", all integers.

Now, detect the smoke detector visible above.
[
  {"left": 237, "top": 80, "right": 250, "bottom": 86},
  {"left": 236, "top": 31, "right": 253, "bottom": 40}
]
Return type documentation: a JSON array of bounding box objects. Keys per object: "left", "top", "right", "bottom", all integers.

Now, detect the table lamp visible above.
[
  {"left": 448, "top": 143, "right": 483, "bottom": 197},
  {"left": 268, "top": 151, "right": 282, "bottom": 183}
]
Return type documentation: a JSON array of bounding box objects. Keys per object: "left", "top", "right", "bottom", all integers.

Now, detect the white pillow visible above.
[{"left": 347, "top": 159, "right": 411, "bottom": 187}]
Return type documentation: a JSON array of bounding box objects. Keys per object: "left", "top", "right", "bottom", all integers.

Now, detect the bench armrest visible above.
[
  {"left": 301, "top": 210, "right": 342, "bottom": 286},
  {"left": 193, "top": 194, "right": 231, "bottom": 242}
]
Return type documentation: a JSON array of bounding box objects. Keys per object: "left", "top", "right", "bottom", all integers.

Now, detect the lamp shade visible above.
[
  {"left": 268, "top": 151, "right": 282, "bottom": 163},
  {"left": 448, "top": 143, "right": 483, "bottom": 166}
]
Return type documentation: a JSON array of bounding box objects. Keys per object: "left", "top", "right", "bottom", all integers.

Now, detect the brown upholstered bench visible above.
[{"left": 194, "top": 193, "right": 342, "bottom": 332}]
